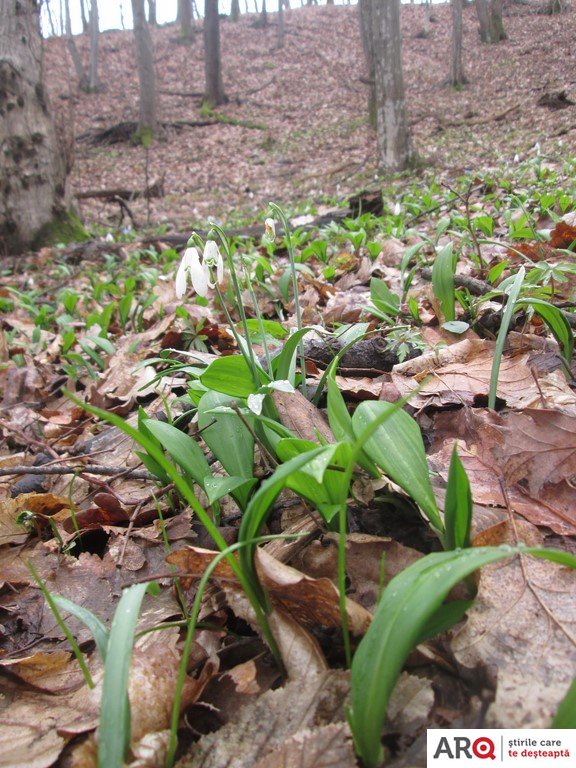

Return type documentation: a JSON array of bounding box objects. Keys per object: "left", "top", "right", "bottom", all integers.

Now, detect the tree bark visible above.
[
  {"left": 476, "top": 0, "right": 507, "bottom": 42},
  {"left": 88, "top": 0, "right": 100, "bottom": 91},
  {"left": 277, "top": 0, "right": 285, "bottom": 47},
  {"left": 204, "top": 0, "right": 226, "bottom": 107},
  {"left": 147, "top": 0, "right": 157, "bottom": 25},
  {"left": 131, "top": 0, "right": 158, "bottom": 138},
  {"left": 230, "top": 0, "right": 240, "bottom": 20},
  {"left": 0, "top": 0, "right": 74, "bottom": 253},
  {"left": 449, "top": 0, "right": 468, "bottom": 86},
  {"left": 178, "top": 0, "right": 194, "bottom": 40},
  {"left": 368, "top": 0, "right": 413, "bottom": 170},
  {"left": 358, "top": 0, "right": 376, "bottom": 128}
]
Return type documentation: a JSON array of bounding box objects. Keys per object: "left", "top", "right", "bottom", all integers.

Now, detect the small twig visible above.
[{"left": 0, "top": 464, "right": 153, "bottom": 480}]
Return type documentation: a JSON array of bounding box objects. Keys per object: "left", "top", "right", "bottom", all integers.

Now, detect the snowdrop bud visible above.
[
  {"left": 247, "top": 393, "right": 265, "bottom": 415},
  {"left": 264, "top": 218, "right": 276, "bottom": 240}
]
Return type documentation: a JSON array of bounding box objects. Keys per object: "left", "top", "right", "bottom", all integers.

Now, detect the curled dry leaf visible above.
[
  {"left": 391, "top": 337, "right": 576, "bottom": 412},
  {"left": 252, "top": 722, "right": 356, "bottom": 768},
  {"left": 167, "top": 546, "right": 371, "bottom": 636},
  {"left": 452, "top": 520, "right": 576, "bottom": 727},
  {"left": 175, "top": 671, "right": 350, "bottom": 768}
]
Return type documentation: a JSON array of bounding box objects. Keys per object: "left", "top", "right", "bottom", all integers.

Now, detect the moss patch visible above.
[{"left": 31, "top": 210, "right": 89, "bottom": 249}]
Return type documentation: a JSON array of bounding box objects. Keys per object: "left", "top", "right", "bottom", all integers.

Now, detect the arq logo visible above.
[{"left": 433, "top": 736, "right": 496, "bottom": 760}]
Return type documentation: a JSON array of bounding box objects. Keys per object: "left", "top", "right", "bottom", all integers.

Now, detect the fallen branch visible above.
[
  {"left": 76, "top": 175, "right": 165, "bottom": 201},
  {"left": 0, "top": 464, "right": 153, "bottom": 480}
]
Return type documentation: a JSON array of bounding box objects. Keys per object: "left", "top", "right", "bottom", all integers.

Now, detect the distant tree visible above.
[
  {"left": 361, "top": 0, "right": 413, "bottom": 170},
  {"left": 204, "top": 0, "right": 226, "bottom": 106},
  {"left": 358, "top": 0, "right": 376, "bottom": 128},
  {"left": 178, "top": 0, "right": 194, "bottom": 41},
  {"left": 64, "top": 0, "right": 88, "bottom": 89},
  {"left": 277, "top": 0, "right": 285, "bottom": 47},
  {"left": 259, "top": 0, "right": 268, "bottom": 26},
  {"left": 88, "top": 0, "right": 100, "bottom": 91},
  {"left": 0, "top": 0, "right": 77, "bottom": 252},
  {"left": 449, "top": 0, "right": 468, "bottom": 86},
  {"left": 147, "top": 0, "right": 157, "bottom": 25},
  {"left": 131, "top": 0, "right": 158, "bottom": 139},
  {"left": 230, "top": 0, "right": 240, "bottom": 20},
  {"left": 476, "top": 0, "right": 507, "bottom": 42}
]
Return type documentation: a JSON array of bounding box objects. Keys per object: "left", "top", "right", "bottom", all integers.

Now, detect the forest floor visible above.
[
  {"left": 1, "top": 4, "right": 576, "bottom": 768},
  {"left": 44, "top": 1, "right": 576, "bottom": 233}
]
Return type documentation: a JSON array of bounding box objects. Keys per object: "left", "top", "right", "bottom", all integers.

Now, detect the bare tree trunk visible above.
[
  {"left": 147, "top": 0, "right": 157, "bottom": 25},
  {"left": 204, "top": 0, "right": 226, "bottom": 107},
  {"left": 64, "top": 0, "right": 88, "bottom": 90},
  {"left": 358, "top": 0, "right": 376, "bottom": 129},
  {"left": 230, "top": 0, "right": 240, "bottom": 20},
  {"left": 178, "top": 0, "right": 194, "bottom": 40},
  {"left": 476, "top": 0, "right": 507, "bottom": 42},
  {"left": 79, "top": 0, "right": 89, "bottom": 33},
  {"left": 0, "top": 0, "right": 77, "bottom": 252},
  {"left": 277, "top": 0, "right": 285, "bottom": 47},
  {"left": 449, "top": 0, "right": 468, "bottom": 86},
  {"left": 368, "top": 0, "right": 413, "bottom": 170},
  {"left": 131, "top": 0, "right": 158, "bottom": 139},
  {"left": 88, "top": 0, "right": 100, "bottom": 91},
  {"left": 260, "top": 0, "right": 268, "bottom": 26}
]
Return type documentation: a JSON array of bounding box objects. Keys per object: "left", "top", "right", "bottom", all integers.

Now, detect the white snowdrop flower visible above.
[
  {"left": 393, "top": 202, "right": 401, "bottom": 216},
  {"left": 514, "top": 153, "right": 520, "bottom": 163},
  {"left": 247, "top": 393, "right": 266, "bottom": 415},
  {"left": 202, "top": 240, "right": 224, "bottom": 289},
  {"left": 268, "top": 380, "right": 295, "bottom": 393},
  {"left": 175, "top": 247, "right": 203, "bottom": 299},
  {"left": 264, "top": 218, "right": 276, "bottom": 240},
  {"left": 175, "top": 242, "right": 224, "bottom": 299}
]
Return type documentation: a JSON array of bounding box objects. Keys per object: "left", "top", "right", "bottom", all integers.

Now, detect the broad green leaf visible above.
[
  {"left": 370, "top": 277, "right": 401, "bottom": 316},
  {"left": 326, "top": 372, "right": 379, "bottom": 478},
  {"left": 553, "top": 678, "right": 576, "bottom": 728},
  {"left": 52, "top": 595, "right": 109, "bottom": 661},
  {"left": 444, "top": 444, "right": 472, "bottom": 550},
  {"left": 352, "top": 401, "right": 443, "bottom": 534},
  {"left": 516, "top": 297, "right": 573, "bottom": 364},
  {"left": 243, "top": 318, "right": 288, "bottom": 340},
  {"left": 99, "top": 582, "right": 150, "bottom": 768},
  {"left": 275, "top": 438, "right": 352, "bottom": 523},
  {"left": 197, "top": 390, "right": 255, "bottom": 488},
  {"left": 204, "top": 475, "right": 257, "bottom": 506},
  {"left": 200, "top": 355, "right": 264, "bottom": 398},
  {"left": 238, "top": 446, "right": 331, "bottom": 600},
  {"left": 350, "top": 545, "right": 576, "bottom": 768},
  {"left": 442, "top": 320, "right": 470, "bottom": 334},
  {"left": 144, "top": 419, "right": 212, "bottom": 487},
  {"left": 432, "top": 242, "right": 456, "bottom": 322},
  {"left": 272, "top": 327, "right": 313, "bottom": 383}
]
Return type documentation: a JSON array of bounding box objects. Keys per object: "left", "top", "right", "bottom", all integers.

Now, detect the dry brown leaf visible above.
[
  {"left": 452, "top": 520, "right": 576, "bottom": 727},
  {"left": 252, "top": 722, "right": 356, "bottom": 768},
  {"left": 0, "top": 675, "right": 100, "bottom": 768},
  {"left": 429, "top": 408, "right": 576, "bottom": 536},
  {"left": 175, "top": 671, "right": 350, "bottom": 768},
  {"left": 167, "top": 546, "right": 371, "bottom": 636},
  {"left": 271, "top": 389, "right": 334, "bottom": 443},
  {"left": 0, "top": 650, "right": 85, "bottom": 693},
  {"left": 391, "top": 338, "right": 576, "bottom": 412}
]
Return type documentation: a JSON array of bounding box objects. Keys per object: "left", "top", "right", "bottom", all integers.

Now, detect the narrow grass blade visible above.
[
  {"left": 52, "top": 594, "right": 109, "bottom": 661},
  {"left": 443, "top": 444, "right": 472, "bottom": 550},
  {"left": 488, "top": 266, "right": 525, "bottom": 409},
  {"left": 98, "top": 582, "right": 150, "bottom": 768},
  {"left": 349, "top": 545, "right": 576, "bottom": 768}
]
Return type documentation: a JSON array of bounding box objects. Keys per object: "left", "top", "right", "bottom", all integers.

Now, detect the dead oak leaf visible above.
[
  {"left": 493, "top": 409, "right": 576, "bottom": 497},
  {"left": 252, "top": 722, "right": 356, "bottom": 768},
  {"left": 452, "top": 520, "right": 576, "bottom": 728}
]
